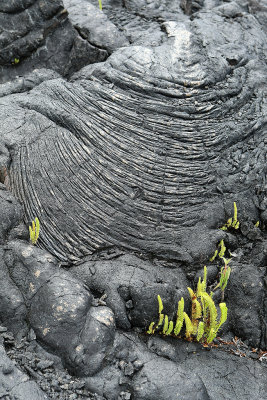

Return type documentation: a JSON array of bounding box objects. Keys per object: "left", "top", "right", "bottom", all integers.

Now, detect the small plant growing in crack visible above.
[
  {"left": 209, "top": 239, "right": 227, "bottom": 262},
  {"left": 212, "top": 258, "right": 231, "bottom": 301},
  {"left": 29, "top": 217, "right": 40, "bottom": 245},
  {"left": 147, "top": 266, "right": 228, "bottom": 344},
  {"left": 220, "top": 201, "right": 240, "bottom": 231},
  {"left": 98, "top": 0, "right": 102, "bottom": 10}
]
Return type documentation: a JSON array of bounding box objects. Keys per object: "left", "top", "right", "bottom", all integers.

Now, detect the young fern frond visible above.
[
  {"left": 166, "top": 321, "right": 174, "bottom": 335},
  {"left": 201, "top": 293, "right": 217, "bottom": 330},
  {"left": 98, "top": 0, "right": 102, "bottom": 10},
  {"left": 147, "top": 322, "right": 155, "bottom": 334},
  {"left": 158, "top": 295, "right": 163, "bottom": 314},
  {"left": 177, "top": 297, "right": 184, "bottom": 321},
  {"left": 29, "top": 217, "right": 40, "bottom": 245},
  {"left": 197, "top": 321, "right": 204, "bottom": 341},
  {"left": 202, "top": 266, "right": 207, "bottom": 292},
  {"left": 210, "top": 249, "right": 218, "bottom": 262},
  {"left": 184, "top": 312, "right": 193, "bottom": 339},
  {"left": 196, "top": 277, "right": 202, "bottom": 297},
  {"left": 221, "top": 266, "right": 231, "bottom": 291},
  {"left": 207, "top": 328, "right": 216, "bottom": 344},
  {"left": 174, "top": 321, "right": 183, "bottom": 336},
  {"left": 234, "top": 221, "right": 240, "bottom": 229},
  {"left": 219, "top": 266, "right": 225, "bottom": 288},
  {"left": 194, "top": 299, "right": 202, "bottom": 320},
  {"left": 174, "top": 297, "right": 184, "bottom": 335},
  {"left": 233, "top": 202, "right": 238, "bottom": 225},
  {"left": 215, "top": 303, "right": 228, "bottom": 334},
  {"left": 218, "top": 240, "right": 226, "bottom": 258},
  {"left": 191, "top": 298, "right": 202, "bottom": 334},
  {"left": 156, "top": 313, "right": 164, "bottom": 329},
  {"left": 221, "top": 202, "right": 240, "bottom": 230},
  {"left": 155, "top": 295, "right": 164, "bottom": 330},
  {"left": 35, "top": 218, "right": 40, "bottom": 241},
  {"left": 32, "top": 219, "right": 36, "bottom": 235},
  {"left": 163, "top": 315, "right": 169, "bottom": 334},
  {"left": 29, "top": 226, "right": 34, "bottom": 243},
  {"left": 188, "top": 287, "right": 195, "bottom": 299}
]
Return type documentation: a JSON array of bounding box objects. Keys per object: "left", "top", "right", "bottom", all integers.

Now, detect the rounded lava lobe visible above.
[
  {"left": 70, "top": 254, "right": 190, "bottom": 331},
  {"left": 4, "top": 241, "right": 115, "bottom": 376}
]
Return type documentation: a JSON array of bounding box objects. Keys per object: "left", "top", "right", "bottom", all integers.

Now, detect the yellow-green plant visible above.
[
  {"left": 147, "top": 294, "right": 164, "bottom": 334},
  {"left": 174, "top": 297, "right": 184, "bottom": 336},
  {"left": 212, "top": 258, "right": 231, "bottom": 301},
  {"left": 147, "top": 266, "right": 228, "bottom": 344},
  {"left": 221, "top": 202, "right": 239, "bottom": 231},
  {"left": 210, "top": 239, "right": 227, "bottom": 262},
  {"left": 98, "top": 0, "right": 102, "bottom": 10},
  {"left": 29, "top": 217, "right": 40, "bottom": 245}
]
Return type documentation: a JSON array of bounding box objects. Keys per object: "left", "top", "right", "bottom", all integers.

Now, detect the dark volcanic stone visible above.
[
  {"left": 71, "top": 253, "right": 189, "bottom": 330},
  {"left": 0, "top": 2, "right": 266, "bottom": 400},
  {"left": 85, "top": 332, "right": 210, "bottom": 400},
  {"left": 147, "top": 336, "right": 267, "bottom": 400},
  {"left": 63, "top": 0, "right": 129, "bottom": 53},
  {"left": 227, "top": 262, "right": 265, "bottom": 348},
  {"left": 0, "top": 342, "right": 48, "bottom": 399},
  {"left": 0, "top": 6, "right": 265, "bottom": 264},
  {"left": 0, "top": 185, "right": 22, "bottom": 244},
  {"left": 4, "top": 240, "right": 115, "bottom": 376},
  {"left": 0, "top": 0, "right": 107, "bottom": 84}
]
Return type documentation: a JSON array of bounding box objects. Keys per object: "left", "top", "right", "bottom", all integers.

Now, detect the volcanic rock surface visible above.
[{"left": 0, "top": 0, "right": 266, "bottom": 399}]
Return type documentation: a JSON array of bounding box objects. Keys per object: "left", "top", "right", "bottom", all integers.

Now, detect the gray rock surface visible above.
[
  {"left": 0, "top": 0, "right": 107, "bottom": 84},
  {"left": 147, "top": 336, "right": 267, "bottom": 400},
  {"left": 2, "top": 5, "right": 266, "bottom": 262},
  {"left": 85, "top": 332, "right": 210, "bottom": 400},
  {"left": 71, "top": 253, "right": 190, "bottom": 330},
  {"left": 0, "top": 341, "right": 49, "bottom": 400},
  {"left": 227, "top": 262, "right": 266, "bottom": 348},
  {"left": 64, "top": 0, "right": 129, "bottom": 53},
  {"left": 4, "top": 240, "right": 116, "bottom": 377},
  {"left": 0, "top": 1, "right": 266, "bottom": 399}
]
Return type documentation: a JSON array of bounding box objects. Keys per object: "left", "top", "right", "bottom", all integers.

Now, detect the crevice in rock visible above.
[{"left": 73, "top": 25, "right": 110, "bottom": 57}]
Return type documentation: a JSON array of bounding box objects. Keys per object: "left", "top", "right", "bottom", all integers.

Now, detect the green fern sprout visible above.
[
  {"left": 162, "top": 315, "right": 169, "bottom": 334},
  {"left": 147, "top": 322, "right": 155, "bottom": 334},
  {"left": 213, "top": 258, "right": 231, "bottom": 301},
  {"left": 174, "top": 297, "right": 184, "bottom": 335},
  {"left": 197, "top": 321, "right": 204, "bottom": 341},
  {"left": 158, "top": 295, "right": 163, "bottom": 314},
  {"left": 218, "top": 240, "right": 226, "bottom": 258},
  {"left": 29, "top": 217, "right": 40, "bottom": 245},
  {"left": 188, "top": 287, "right": 202, "bottom": 334},
  {"left": 147, "top": 266, "right": 229, "bottom": 344},
  {"left": 210, "top": 240, "right": 227, "bottom": 262},
  {"left": 166, "top": 320, "right": 174, "bottom": 336},
  {"left": 206, "top": 302, "right": 228, "bottom": 343},
  {"left": 146, "top": 294, "right": 164, "bottom": 334},
  {"left": 221, "top": 202, "right": 240, "bottom": 231},
  {"left": 98, "top": 0, "right": 102, "bottom": 10},
  {"left": 184, "top": 312, "right": 193, "bottom": 339},
  {"left": 209, "top": 249, "right": 218, "bottom": 262},
  {"left": 216, "top": 303, "right": 228, "bottom": 333},
  {"left": 219, "top": 263, "right": 231, "bottom": 291},
  {"left": 201, "top": 292, "right": 217, "bottom": 332}
]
